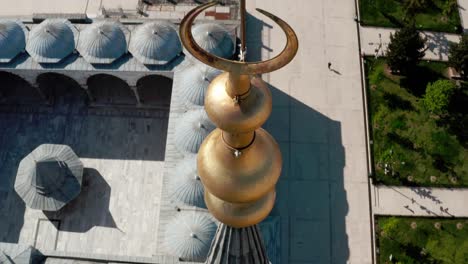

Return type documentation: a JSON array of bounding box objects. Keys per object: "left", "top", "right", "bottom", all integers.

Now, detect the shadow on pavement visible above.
[
  {"left": 45, "top": 168, "right": 117, "bottom": 233},
  {"left": 265, "top": 86, "right": 350, "bottom": 263}
]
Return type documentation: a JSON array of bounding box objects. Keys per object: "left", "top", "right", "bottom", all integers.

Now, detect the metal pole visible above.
[{"left": 240, "top": 0, "right": 246, "bottom": 59}]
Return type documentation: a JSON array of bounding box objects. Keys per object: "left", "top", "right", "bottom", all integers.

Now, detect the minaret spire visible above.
[
  {"left": 179, "top": 1, "right": 298, "bottom": 263},
  {"left": 239, "top": 0, "right": 246, "bottom": 61}
]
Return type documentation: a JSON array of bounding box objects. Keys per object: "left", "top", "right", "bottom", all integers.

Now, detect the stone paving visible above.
[
  {"left": 0, "top": 94, "right": 168, "bottom": 258},
  {"left": 359, "top": 27, "right": 461, "bottom": 61},
  {"left": 246, "top": 0, "right": 373, "bottom": 263},
  {"left": 373, "top": 185, "right": 468, "bottom": 218},
  {"left": 458, "top": 0, "right": 468, "bottom": 32}
]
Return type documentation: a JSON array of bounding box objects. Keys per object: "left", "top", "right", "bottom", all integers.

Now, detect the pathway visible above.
[
  {"left": 458, "top": 0, "right": 468, "bottom": 32},
  {"left": 373, "top": 185, "right": 468, "bottom": 217},
  {"left": 359, "top": 27, "right": 461, "bottom": 61},
  {"left": 246, "top": 0, "right": 373, "bottom": 263}
]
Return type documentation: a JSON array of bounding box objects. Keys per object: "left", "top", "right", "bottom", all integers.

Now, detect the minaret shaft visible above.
[{"left": 226, "top": 73, "right": 250, "bottom": 97}]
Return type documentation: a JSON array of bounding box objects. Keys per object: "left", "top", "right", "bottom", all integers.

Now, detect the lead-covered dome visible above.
[
  {"left": 26, "top": 19, "right": 78, "bottom": 63},
  {"left": 164, "top": 211, "right": 217, "bottom": 261},
  {"left": 0, "top": 20, "right": 28, "bottom": 63},
  {"left": 129, "top": 21, "right": 182, "bottom": 65},
  {"left": 174, "top": 109, "right": 215, "bottom": 154},
  {"left": 78, "top": 21, "right": 128, "bottom": 64},
  {"left": 167, "top": 155, "right": 205, "bottom": 207},
  {"left": 178, "top": 62, "right": 222, "bottom": 106},
  {"left": 192, "top": 23, "right": 234, "bottom": 59}
]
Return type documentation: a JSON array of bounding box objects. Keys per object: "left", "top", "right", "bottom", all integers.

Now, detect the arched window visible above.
[
  {"left": 87, "top": 74, "right": 137, "bottom": 105},
  {"left": 37, "top": 73, "right": 87, "bottom": 105},
  {"left": 0, "top": 71, "right": 43, "bottom": 104},
  {"left": 136, "top": 75, "right": 173, "bottom": 108}
]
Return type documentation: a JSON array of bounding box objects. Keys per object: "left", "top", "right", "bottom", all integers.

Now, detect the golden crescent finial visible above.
[{"left": 179, "top": 1, "right": 299, "bottom": 75}]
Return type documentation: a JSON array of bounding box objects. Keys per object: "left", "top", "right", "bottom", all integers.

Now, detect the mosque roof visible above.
[
  {"left": 164, "top": 211, "right": 217, "bottom": 261},
  {"left": 77, "top": 21, "right": 128, "bottom": 64},
  {"left": 191, "top": 23, "right": 234, "bottom": 59},
  {"left": 129, "top": 21, "right": 182, "bottom": 65},
  {"left": 167, "top": 154, "right": 205, "bottom": 207},
  {"left": 174, "top": 109, "right": 215, "bottom": 154},
  {"left": 0, "top": 20, "right": 28, "bottom": 63},
  {"left": 26, "top": 19, "right": 78, "bottom": 63},
  {"left": 178, "top": 62, "right": 222, "bottom": 106}
]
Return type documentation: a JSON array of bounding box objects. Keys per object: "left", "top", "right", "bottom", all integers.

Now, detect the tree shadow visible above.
[
  {"left": 44, "top": 168, "right": 117, "bottom": 233},
  {"left": 380, "top": 11, "right": 405, "bottom": 28},
  {"left": 382, "top": 91, "right": 414, "bottom": 111},
  {"left": 400, "top": 66, "right": 443, "bottom": 97},
  {"left": 422, "top": 32, "right": 451, "bottom": 61}
]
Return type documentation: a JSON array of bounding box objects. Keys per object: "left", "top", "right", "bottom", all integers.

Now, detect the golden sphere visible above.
[
  {"left": 204, "top": 188, "right": 276, "bottom": 228},
  {"left": 197, "top": 128, "right": 282, "bottom": 203},
  {"left": 204, "top": 73, "right": 272, "bottom": 133}
]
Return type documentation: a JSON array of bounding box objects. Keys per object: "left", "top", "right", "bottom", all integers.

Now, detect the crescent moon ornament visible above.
[{"left": 179, "top": 1, "right": 299, "bottom": 75}]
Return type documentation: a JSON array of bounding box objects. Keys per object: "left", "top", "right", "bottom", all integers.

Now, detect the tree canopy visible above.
[
  {"left": 448, "top": 35, "right": 468, "bottom": 79},
  {"left": 386, "top": 25, "right": 426, "bottom": 75},
  {"left": 423, "top": 79, "right": 456, "bottom": 116}
]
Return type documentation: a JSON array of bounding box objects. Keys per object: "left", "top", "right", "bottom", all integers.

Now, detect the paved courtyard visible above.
[
  {"left": 246, "top": 0, "right": 373, "bottom": 263},
  {"left": 0, "top": 95, "right": 168, "bottom": 257}
]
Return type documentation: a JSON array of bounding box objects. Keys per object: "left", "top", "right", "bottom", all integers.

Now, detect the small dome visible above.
[
  {"left": 178, "top": 62, "right": 222, "bottom": 106},
  {"left": 78, "top": 21, "right": 128, "bottom": 64},
  {"left": 164, "top": 211, "right": 217, "bottom": 261},
  {"left": 192, "top": 23, "right": 234, "bottom": 59},
  {"left": 26, "top": 19, "right": 77, "bottom": 63},
  {"left": 168, "top": 155, "right": 205, "bottom": 207},
  {"left": 0, "top": 20, "right": 28, "bottom": 63},
  {"left": 175, "top": 109, "right": 215, "bottom": 154},
  {"left": 129, "top": 21, "right": 182, "bottom": 65}
]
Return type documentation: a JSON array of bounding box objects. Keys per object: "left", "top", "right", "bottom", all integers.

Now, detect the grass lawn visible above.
[
  {"left": 377, "top": 216, "right": 468, "bottom": 263},
  {"left": 359, "top": 0, "right": 462, "bottom": 33},
  {"left": 366, "top": 58, "right": 468, "bottom": 187}
]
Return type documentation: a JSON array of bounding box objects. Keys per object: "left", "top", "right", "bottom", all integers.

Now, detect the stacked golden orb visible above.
[{"left": 180, "top": 1, "right": 298, "bottom": 228}]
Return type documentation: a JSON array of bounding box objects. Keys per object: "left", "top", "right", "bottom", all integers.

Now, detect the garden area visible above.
[
  {"left": 366, "top": 57, "right": 468, "bottom": 186},
  {"left": 359, "top": 0, "right": 462, "bottom": 33},
  {"left": 376, "top": 216, "right": 468, "bottom": 263}
]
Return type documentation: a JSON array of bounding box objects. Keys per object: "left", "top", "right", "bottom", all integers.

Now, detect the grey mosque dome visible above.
[
  {"left": 26, "top": 19, "right": 78, "bottom": 63},
  {"left": 129, "top": 21, "right": 182, "bottom": 65},
  {"left": 174, "top": 109, "right": 215, "bottom": 154},
  {"left": 179, "top": 62, "right": 222, "bottom": 106},
  {"left": 0, "top": 20, "right": 28, "bottom": 63},
  {"left": 78, "top": 21, "right": 128, "bottom": 64},
  {"left": 168, "top": 154, "right": 205, "bottom": 207},
  {"left": 164, "top": 211, "right": 217, "bottom": 261},
  {"left": 192, "top": 23, "right": 234, "bottom": 59},
  {"left": 14, "top": 144, "right": 84, "bottom": 211}
]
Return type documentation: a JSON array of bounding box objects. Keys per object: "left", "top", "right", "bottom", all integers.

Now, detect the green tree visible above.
[
  {"left": 442, "top": 0, "right": 458, "bottom": 18},
  {"left": 448, "top": 35, "right": 468, "bottom": 79},
  {"left": 423, "top": 80, "right": 456, "bottom": 116},
  {"left": 386, "top": 25, "right": 426, "bottom": 75}
]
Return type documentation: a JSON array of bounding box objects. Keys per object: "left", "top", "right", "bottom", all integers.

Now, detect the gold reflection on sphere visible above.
[
  {"left": 204, "top": 73, "right": 272, "bottom": 133},
  {"left": 197, "top": 128, "right": 282, "bottom": 203},
  {"left": 204, "top": 188, "right": 276, "bottom": 228}
]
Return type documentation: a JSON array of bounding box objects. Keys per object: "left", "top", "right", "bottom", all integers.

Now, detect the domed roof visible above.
[
  {"left": 168, "top": 155, "right": 205, "bottom": 207},
  {"left": 178, "top": 62, "right": 222, "bottom": 106},
  {"left": 78, "top": 21, "right": 128, "bottom": 64},
  {"left": 164, "top": 211, "right": 217, "bottom": 261},
  {"left": 26, "top": 19, "right": 78, "bottom": 63},
  {"left": 192, "top": 23, "right": 234, "bottom": 59},
  {"left": 174, "top": 109, "right": 215, "bottom": 154},
  {"left": 0, "top": 20, "right": 28, "bottom": 63},
  {"left": 129, "top": 21, "right": 182, "bottom": 65}
]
